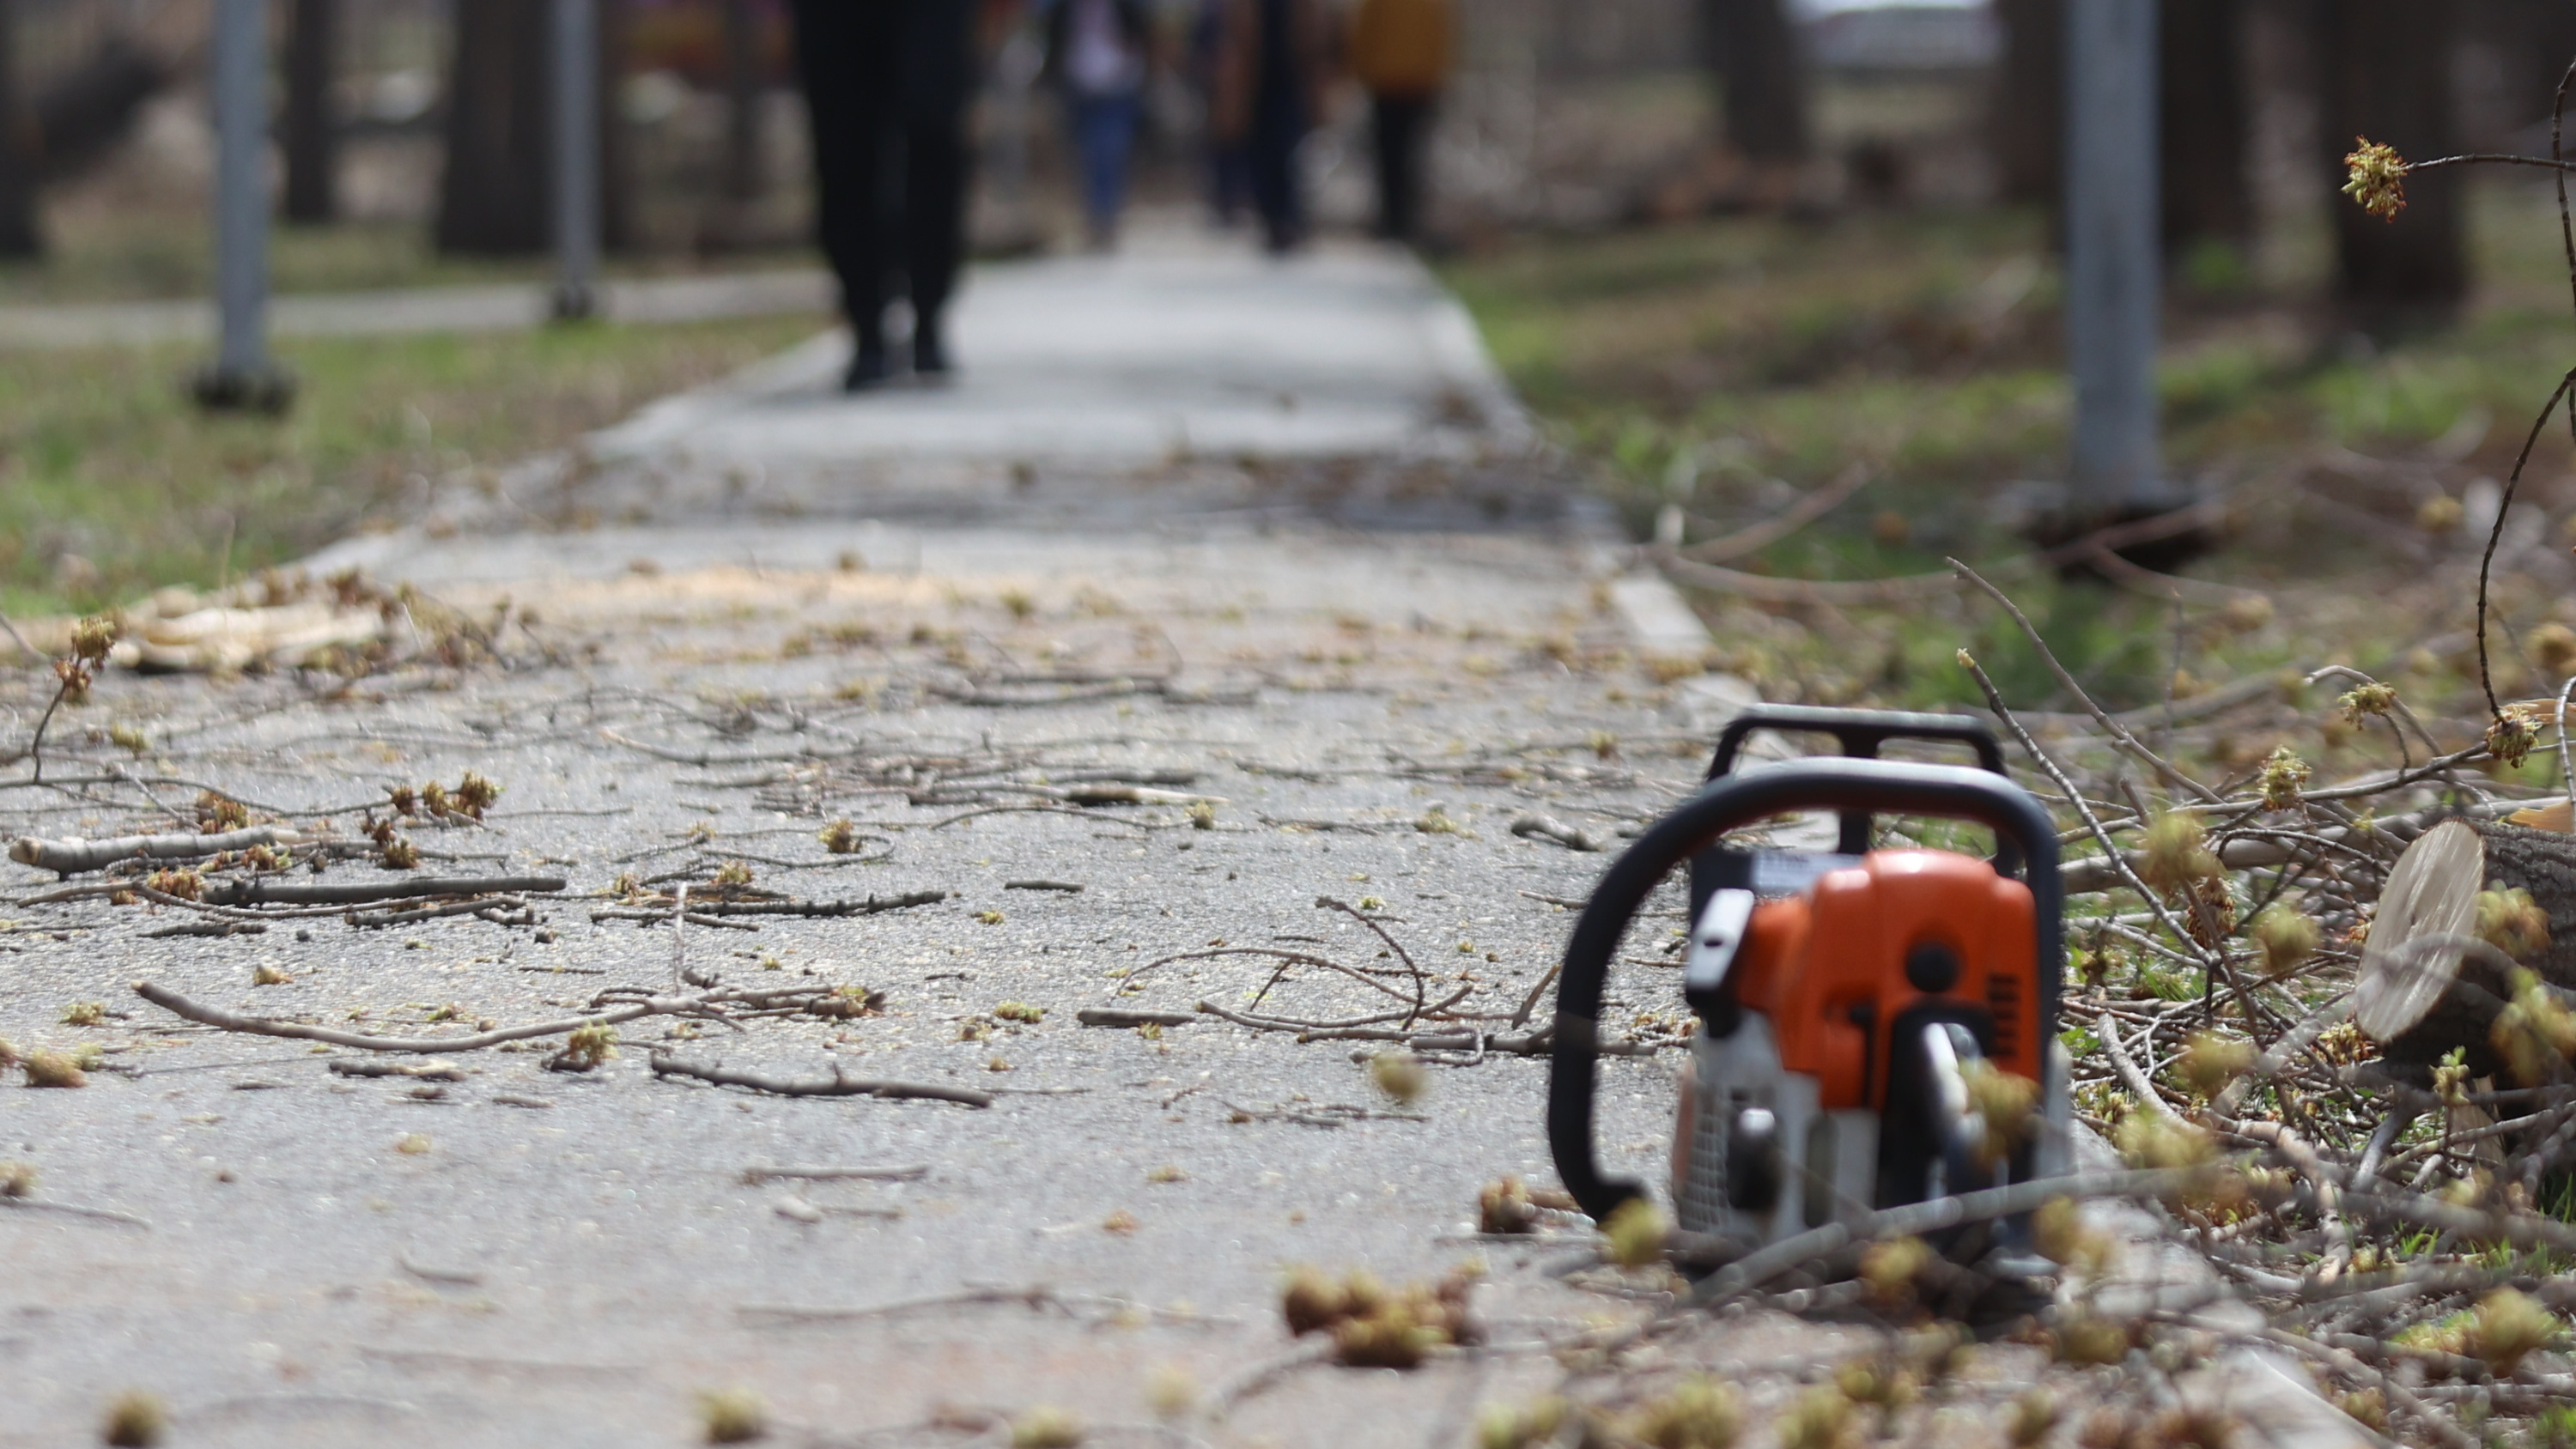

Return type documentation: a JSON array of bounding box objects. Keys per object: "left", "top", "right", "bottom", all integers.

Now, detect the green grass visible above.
[
  {"left": 1443, "top": 177, "right": 2576, "bottom": 728},
  {"left": 0, "top": 213, "right": 811, "bottom": 306},
  {"left": 1448, "top": 185, "right": 2576, "bottom": 522},
  {"left": 0, "top": 313, "right": 822, "bottom": 615}
]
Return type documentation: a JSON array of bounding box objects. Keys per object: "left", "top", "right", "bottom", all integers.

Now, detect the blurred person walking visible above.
[
  {"left": 789, "top": 0, "right": 978, "bottom": 391},
  {"left": 1348, "top": 0, "right": 1449, "bottom": 245},
  {"left": 1191, "top": 0, "right": 1249, "bottom": 227},
  {"left": 1042, "top": 0, "right": 1153, "bottom": 248},
  {"left": 1214, "top": 0, "right": 1331, "bottom": 254}
]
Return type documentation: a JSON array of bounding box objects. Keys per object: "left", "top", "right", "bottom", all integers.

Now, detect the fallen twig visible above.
[
  {"left": 605, "top": 891, "right": 949, "bottom": 919},
  {"left": 1510, "top": 813, "right": 1607, "bottom": 852},
  {"left": 1205, "top": 1338, "right": 1336, "bottom": 1416},
  {"left": 1194, "top": 1000, "right": 1646, "bottom": 1056},
  {"left": 740, "top": 1164, "right": 930, "bottom": 1184},
  {"left": 0, "top": 1195, "right": 152, "bottom": 1229},
  {"left": 1677, "top": 461, "right": 1874, "bottom": 562},
  {"left": 1220, "top": 1099, "right": 1427, "bottom": 1126},
  {"left": 398, "top": 1252, "right": 484, "bottom": 1286},
  {"left": 1078, "top": 1008, "right": 1198, "bottom": 1028},
  {"left": 348, "top": 896, "right": 532, "bottom": 929},
  {"left": 599, "top": 729, "right": 866, "bottom": 767},
  {"left": 647, "top": 1052, "right": 993, "bottom": 1106},
  {"left": 136, "top": 980, "right": 676, "bottom": 1053},
  {"left": 1655, "top": 552, "right": 1967, "bottom": 605},
  {"left": 2100, "top": 1014, "right": 2182, "bottom": 1122},
  {"left": 590, "top": 907, "right": 760, "bottom": 931},
  {"left": 10, "top": 825, "right": 307, "bottom": 876},
  {"left": 199, "top": 875, "right": 566, "bottom": 907},
  {"left": 143, "top": 919, "right": 268, "bottom": 938},
  {"left": 1953, "top": 559, "right": 2221, "bottom": 802},
  {"left": 738, "top": 1284, "right": 1227, "bottom": 1326},
  {"left": 328, "top": 1060, "right": 465, "bottom": 1082},
  {"left": 1692, "top": 1167, "right": 2206, "bottom": 1305}
]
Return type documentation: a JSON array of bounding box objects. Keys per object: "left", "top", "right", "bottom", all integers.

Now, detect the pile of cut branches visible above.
[{"left": 1555, "top": 87, "right": 2576, "bottom": 1446}]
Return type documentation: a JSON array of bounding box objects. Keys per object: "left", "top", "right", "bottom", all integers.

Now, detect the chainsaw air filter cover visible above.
[{"left": 1712, "top": 850, "right": 2041, "bottom": 1108}]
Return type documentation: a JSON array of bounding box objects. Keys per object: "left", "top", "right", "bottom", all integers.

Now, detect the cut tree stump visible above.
[{"left": 2354, "top": 818, "right": 2576, "bottom": 1074}]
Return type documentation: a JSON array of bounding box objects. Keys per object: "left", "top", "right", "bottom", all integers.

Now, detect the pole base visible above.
[
  {"left": 1994, "top": 480, "right": 2222, "bottom": 576},
  {"left": 550, "top": 283, "right": 599, "bottom": 322},
  {"left": 190, "top": 363, "right": 296, "bottom": 415}
]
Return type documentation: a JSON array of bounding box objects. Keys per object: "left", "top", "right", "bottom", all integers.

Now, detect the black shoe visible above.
[
  {"left": 844, "top": 345, "right": 890, "bottom": 392},
  {"left": 911, "top": 330, "right": 951, "bottom": 378}
]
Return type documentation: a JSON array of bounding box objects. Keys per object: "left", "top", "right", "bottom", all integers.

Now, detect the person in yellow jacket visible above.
[{"left": 1347, "top": 0, "right": 1450, "bottom": 244}]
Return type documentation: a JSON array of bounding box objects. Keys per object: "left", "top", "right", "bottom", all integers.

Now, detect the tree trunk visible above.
[
  {"left": 2460, "top": 0, "right": 2576, "bottom": 149},
  {"left": 722, "top": 0, "right": 761, "bottom": 205},
  {"left": 598, "top": 0, "right": 633, "bottom": 254},
  {"left": 283, "top": 0, "right": 336, "bottom": 224},
  {"left": 437, "top": 0, "right": 629, "bottom": 257},
  {"left": 437, "top": 0, "right": 549, "bottom": 254},
  {"left": 1990, "top": 0, "right": 2063, "bottom": 207},
  {"left": 2354, "top": 820, "right": 2576, "bottom": 1076},
  {"left": 2160, "top": 0, "right": 2250, "bottom": 252},
  {"left": 1702, "top": 0, "right": 1808, "bottom": 167},
  {"left": 2318, "top": 0, "right": 2464, "bottom": 329},
  {"left": 0, "top": 0, "right": 37, "bottom": 258}
]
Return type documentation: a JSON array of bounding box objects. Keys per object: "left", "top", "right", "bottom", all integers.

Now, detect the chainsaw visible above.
[{"left": 1548, "top": 705, "right": 2070, "bottom": 1255}]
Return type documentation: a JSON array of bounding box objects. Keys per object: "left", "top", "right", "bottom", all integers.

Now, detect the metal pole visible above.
[
  {"left": 2064, "top": 0, "right": 2166, "bottom": 513},
  {"left": 551, "top": 0, "right": 599, "bottom": 320},
  {"left": 197, "top": 0, "right": 288, "bottom": 409}
]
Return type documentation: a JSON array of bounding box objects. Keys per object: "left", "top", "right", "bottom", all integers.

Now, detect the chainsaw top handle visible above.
[
  {"left": 1547, "top": 756, "right": 2062, "bottom": 1225},
  {"left": 1705, "top": 704, "right": 2008, "bottom": 782},
  {"left": 1706, "top": 704, "right": 2008, "bottom": 859}
]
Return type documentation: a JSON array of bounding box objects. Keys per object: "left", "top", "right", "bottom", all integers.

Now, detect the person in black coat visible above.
[
  {"left": 1212, "top": 0, "right": 1329, "bottom": 255},
  {"left": 788, "top": 0, "right": 978, "bottom": 390}
]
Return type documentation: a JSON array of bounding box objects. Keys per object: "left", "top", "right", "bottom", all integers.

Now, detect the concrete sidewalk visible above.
[
  {"left": 587, "top": 233, "right": 1527, "bottom": 472},
  {"left": 347, "top": 228, "right": 1560, "bottom": 541},
  {"left": 0, "top": 226, "right": 1781, "bottom": 1449}
]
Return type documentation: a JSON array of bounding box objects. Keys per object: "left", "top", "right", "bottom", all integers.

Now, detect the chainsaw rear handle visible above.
[
  {"left": 1705, "top": 704, "right": 2008, "bottom": 858},
  {"left": 1548, "top": 757, "right": 2062, "bottom": 1225}
]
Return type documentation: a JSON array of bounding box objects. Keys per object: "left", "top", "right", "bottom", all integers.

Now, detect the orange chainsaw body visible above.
[{"left": 1726, "top": 850, "right": 2040, "bottom": 1112}]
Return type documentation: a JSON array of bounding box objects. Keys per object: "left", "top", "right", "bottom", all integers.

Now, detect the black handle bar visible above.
[
  {"left": 1707, "top": 704, "right": 2007, "bottom": 857},
  {"left": 1548, "top": 757, "right": 2062, "bottom": 1223}
]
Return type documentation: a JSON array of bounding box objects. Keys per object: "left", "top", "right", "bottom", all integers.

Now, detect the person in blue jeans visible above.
[
  {"left": 1190, "top": 0, "right": 1249, "bottom": 227},
  {"left": 1043, "top": 0, "right": 1152, "bottom": 249}
]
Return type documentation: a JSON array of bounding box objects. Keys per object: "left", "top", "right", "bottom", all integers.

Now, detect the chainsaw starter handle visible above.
[{"left": 1548, "top": 757, "right": 2062, "bottom": 1225}]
